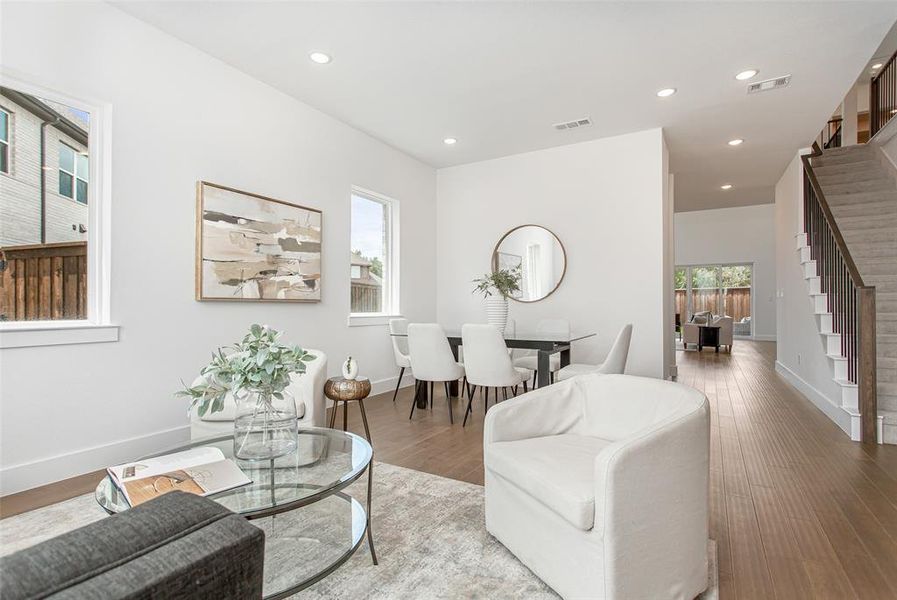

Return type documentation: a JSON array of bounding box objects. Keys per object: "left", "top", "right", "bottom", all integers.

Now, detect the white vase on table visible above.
[
  {"left": 485, "top": 296, "right": 509, "bottom": 333},
  {"left": 342, "top": 356, "right": 358, "bottom": 380}
]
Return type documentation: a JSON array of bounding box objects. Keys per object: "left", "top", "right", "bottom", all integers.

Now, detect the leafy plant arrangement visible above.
[
  {"left": 177, "top": 324, "right": 316, "bottom": 417},
  {"left": 472, "top": 266, "right": 522, "bottom": 299}
]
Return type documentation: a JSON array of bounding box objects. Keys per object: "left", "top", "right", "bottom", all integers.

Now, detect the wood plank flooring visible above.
[{"left": 4, "top": 341, "right": 897, "bottom": 600}]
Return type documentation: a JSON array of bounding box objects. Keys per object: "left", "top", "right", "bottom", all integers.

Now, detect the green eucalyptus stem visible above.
[
  {"left": 472, "top": 265, "right": 522, "bottom": 300},
  {"left": 177, "top": 324, "right": 315, "bottom": 416}
]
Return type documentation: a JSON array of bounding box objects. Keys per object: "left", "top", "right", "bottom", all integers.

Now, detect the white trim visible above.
[
  {"left": 0, "top": 424, "right": 188, "bottom": 495},
  {"left": 0, "top": 69, "right": 114, "bottom": 338},
  {"left": 740, "top": 334, "right": 776, "bottom": 342},
  {"left": 0, "top": 322, "right": 119, "bottom": 348},
  {"left": 774, "top": 360, "right": 854, "bottom": 438},
  {"left": 347, "top": 313, "right": 403, "bottom": 328}
]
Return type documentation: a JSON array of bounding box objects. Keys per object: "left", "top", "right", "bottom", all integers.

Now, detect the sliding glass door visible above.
[{"left": 675, "top": 264, "right": 753, "bottom": 336}]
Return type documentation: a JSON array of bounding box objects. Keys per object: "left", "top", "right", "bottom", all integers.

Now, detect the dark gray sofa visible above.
[{"left": 0, "top": 491, "right": 265, "bottom": 599}]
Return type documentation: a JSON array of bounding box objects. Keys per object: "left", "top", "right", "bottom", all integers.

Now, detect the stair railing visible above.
[
  {"left": 802, "top": 142, "right": 877, "bottom": 443},
  {"left": 822, "top": 117, "right": 843, "bottom": 149},
  {"left": 871, "top": 49, "right": 897, "bottom": 138}
]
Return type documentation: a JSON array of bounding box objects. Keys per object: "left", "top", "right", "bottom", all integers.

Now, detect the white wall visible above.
[
  {"left": 436, "top": 129, "right": 671, "bottom": 378},
  {"left": 774, "top": 151, "right": 851, "bottom": 434},
  {"left": 0, "top": 2, "right": 437, "bottom": 493},
  {"left": 674, "top": 204, "right": 777, "bottom": 341}
]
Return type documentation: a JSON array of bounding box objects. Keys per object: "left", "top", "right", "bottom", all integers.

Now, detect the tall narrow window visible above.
[
  {"left": 0, "top": 108, "right": 9, "bottom": 174},
  {"left": 350, "top": 188, "right": 398, "bottom": 315},
  {"left": 59, "top": 142, "right": 88, "bottom": 203}
]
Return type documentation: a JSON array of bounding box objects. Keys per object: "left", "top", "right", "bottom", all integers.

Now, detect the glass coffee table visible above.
[{"left": 95, "top": 427, "right": 377, "bottom": 599}]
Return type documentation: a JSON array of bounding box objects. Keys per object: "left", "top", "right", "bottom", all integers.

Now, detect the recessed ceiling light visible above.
[
  {"left": 872, "top": 63, "right": 883, "bottom": 69},
  {"left": 309, "top": 52, "right": 332, "bottom": 64},
  {"left": 735, "top": 69, "right": 758, "bottom": 81},
  {"left": 728, "top": 138, "right": 744, "bottom": 146},
  {"left": 656, "top": 88, "right": 677, "bottom": 97},
  {"left": 443, "top": 137, "right": 457, "bottom": 145},
  {"left": 721, "top": 184, "right": 733, "bottom": 190}
]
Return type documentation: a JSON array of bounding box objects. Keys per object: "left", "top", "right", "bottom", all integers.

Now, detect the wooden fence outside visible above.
[
  {"left": 0, "top": 242, "right": 88, "bottom": 321},
  {"left": 351, "top": 283, "right": 382, "bottom": 313},
  {"left": 675, "top": 286, "right": 751, "bottom": 323}
]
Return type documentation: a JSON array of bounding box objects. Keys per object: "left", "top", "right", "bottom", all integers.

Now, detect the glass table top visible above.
[
  {"left": 95, "top": 427, "right": 373, "bottom": 518},
  {"left": 390, "top": 329, "right": 596, "bottom": 343}
]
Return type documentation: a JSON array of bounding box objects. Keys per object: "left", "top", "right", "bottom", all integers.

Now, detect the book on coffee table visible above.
[{"left": 107, "top": 447, "right": 250, "bottom": 507}]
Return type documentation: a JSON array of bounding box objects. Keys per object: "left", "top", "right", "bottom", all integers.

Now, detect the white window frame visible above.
[
  {"left": 58, "top": 141, "right": 89, "bottom": 203},
  {"left": 347, "top": 186, "right": 401, "bottom": 327},
  {"left": 0, "top": 70, "right": 117, "bottom": 348},
  {"left": 0, "top": 107, "right": 9, "bottom": 175}
]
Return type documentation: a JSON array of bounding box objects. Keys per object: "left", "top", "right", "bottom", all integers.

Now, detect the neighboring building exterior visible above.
[
  {"left": 0, "top": 87, "right": 89, "bottom": 247},
  {"left": 350, "top": 251, "right": 382, "bottom": 312}
]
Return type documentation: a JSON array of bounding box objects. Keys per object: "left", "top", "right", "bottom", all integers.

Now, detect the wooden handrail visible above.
[{"left": 801, "top": 142, "right": 866, "bottom": 288}]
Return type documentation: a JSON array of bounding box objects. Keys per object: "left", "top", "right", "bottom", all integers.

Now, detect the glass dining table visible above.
[{"left": 391, "top": 328, "right": 596, "bottom": 407}]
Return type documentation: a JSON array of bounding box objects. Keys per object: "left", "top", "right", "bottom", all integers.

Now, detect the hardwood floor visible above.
[{"left": 5, "top": 341, "right": 897, "bottom": 599}]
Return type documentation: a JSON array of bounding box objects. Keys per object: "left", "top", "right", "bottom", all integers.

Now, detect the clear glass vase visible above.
[{"left": 233, "top": 388, "right": 298, "bottom": 460}]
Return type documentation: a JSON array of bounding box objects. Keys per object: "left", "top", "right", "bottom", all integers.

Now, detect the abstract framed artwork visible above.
[{"left": 195, "top": 181, "right": 322, "bottom": 302}]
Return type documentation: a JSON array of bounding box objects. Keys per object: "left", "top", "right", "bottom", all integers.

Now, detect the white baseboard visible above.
[
  {"left": 0, "top": 425, "right": 190, "bottom": 496},
  {"left": 368, "top": 371, "right": 415, "bottom": 397},
  {"left": 774, "top": 360, "right": 853, "bottom": 438},
  {"left": 749, "top": 334, "right": 777, "bottom": 342}
]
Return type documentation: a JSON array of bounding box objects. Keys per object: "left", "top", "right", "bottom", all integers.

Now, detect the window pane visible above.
[
  {"left": 59, "top": 171, "right": 73, "bottom": 198},
  {"left": 722, "top": 265, "right": 752, "bottom": 334},
  {"left": 691, "top": 266, "right": 719, "bottom": 314},
  {"left": 59, "top": 144, "right": 74, "bottom": 173},
  {"left": 350, "top": 193, "right": 388, "bottom": 313},
  {"left": 76, "top": 152, "right": 89, "bottom": 181},
  {"left": 1, "top": 87, "right": 90, "bottom": 322},
  {"left": 76, "top": 178, "right": 88, "bottom": 204},
  {"left": 674, "top": 267, "right": 687, "bottom": 325}
]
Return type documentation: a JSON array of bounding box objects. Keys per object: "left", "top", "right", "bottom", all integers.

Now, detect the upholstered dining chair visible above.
[
  {"left": 407, "top": 323, "right": 465, "bottom": 424},
  {"left": 388, "top": 318, "right": 412, "bottom": 402},
  {"left": 461, "top": 324, "right": 531, "bottom": 427},
  {"left": 513, "top": 318, "right": 570, "bottom": 387},
  {"left": 556, "top": 324, "right": 632, "bottom": 381}
]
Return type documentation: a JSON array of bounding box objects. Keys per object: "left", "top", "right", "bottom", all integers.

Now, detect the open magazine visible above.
[{"left": 107, "top": 447, "right": 250, "bottom": 507}]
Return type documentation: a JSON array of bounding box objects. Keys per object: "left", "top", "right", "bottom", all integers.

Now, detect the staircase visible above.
[{"left": 811, "top": 144, "right": 897, "bottom": 443}]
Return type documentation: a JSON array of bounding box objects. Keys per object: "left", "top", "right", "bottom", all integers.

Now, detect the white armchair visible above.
[
  {"left": 484, "top": 374, "right": 710, "bottom": 600},
  {"left": 190, "top": 349, "right": 328, "bottom": 439}
]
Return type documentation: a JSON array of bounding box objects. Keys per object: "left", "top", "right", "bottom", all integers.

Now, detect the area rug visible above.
[{"left": 1, "top": 463, "right": 718, "bottom": 599}]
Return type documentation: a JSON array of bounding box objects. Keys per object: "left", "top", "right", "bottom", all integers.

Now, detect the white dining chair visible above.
[
  {"left": 461, "top": 324, "right": 531, "bottom": 427},
  {"left": 388, "top": 318, "right": 412, "bottom": 403},
  {"left": 407, "top": 323, "right": 465, "bottom": 424},
  {"left": 556, "top": 324, "right": 633, "bottom": 381},
  {"left": 512, "top": 318, "right": 570, "bottom": 387}
]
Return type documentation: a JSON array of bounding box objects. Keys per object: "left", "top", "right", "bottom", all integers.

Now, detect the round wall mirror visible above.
[{"left": 491, "top": 225, "right": 567, "bottom": 303}]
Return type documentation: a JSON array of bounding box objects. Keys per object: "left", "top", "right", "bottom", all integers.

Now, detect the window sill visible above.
[
  {"left": 347, "top": 314, "right": 402, "bottom": 328},
  {"left": 0, "top": 322, "right": 119, "bottom": 349}
]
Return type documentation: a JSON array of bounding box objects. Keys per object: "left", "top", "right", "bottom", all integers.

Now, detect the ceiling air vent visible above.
[
  {"left": 554, "top": 117, "right": 592, "bottom": 131},
  {"left": 747, "top": 75, "right": 791, "bottom": 94}
]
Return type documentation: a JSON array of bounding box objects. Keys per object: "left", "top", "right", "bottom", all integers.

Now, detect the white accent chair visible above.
[
  {"left": 389, "top": 318, "right": 412, "bottom": 402},
  {"left": 460, "top": 324, "right": 532, "bottom": 427},
  {"left": 513, "top": 318, "right": 570, "bottom": 387},
  {"left": 556, "top": 324, "right": 632, "bottom": 381},
  {"left": 683, "top": 313, "right": 734, "bottom": 352},
  {"left": 407, "top": 323, "right": 465, "bottom": 424},
  {"left": 189, "top": 350, "right": 328, "bottom": 439},
  {"left": 484, "top": 374, "right": 710, "bottom": 600}
]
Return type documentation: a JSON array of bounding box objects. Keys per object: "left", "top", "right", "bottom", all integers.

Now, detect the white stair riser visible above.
[
  {"left": 830, "top": 357, "right": 848, "bottom": 380},
  {"left": 804, "top": 260, "right": 817, "bottom": 279},
  {"left": 814, "top": 294, "right": 828, "bottom": 313},
  {"left": 842, "top": 384, "right": 858, "bottom": 411},
  {"left": 800, "top": 246, "right": 812, "bottom": 263},
  {"left": 818, "top": 313, "right": 833, "bottom": 333},
  {"left": 825, "top": 333, "right": 842, "bottom": 355}
]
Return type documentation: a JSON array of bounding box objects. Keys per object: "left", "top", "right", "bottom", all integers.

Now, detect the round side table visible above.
[{"left": 324, "top": 376, "right": 373, "bottom": 443}]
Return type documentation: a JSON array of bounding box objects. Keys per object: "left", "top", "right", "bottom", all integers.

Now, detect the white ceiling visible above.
[{"left": 114, "top": 1, "right": 897, "bottom": 212}]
